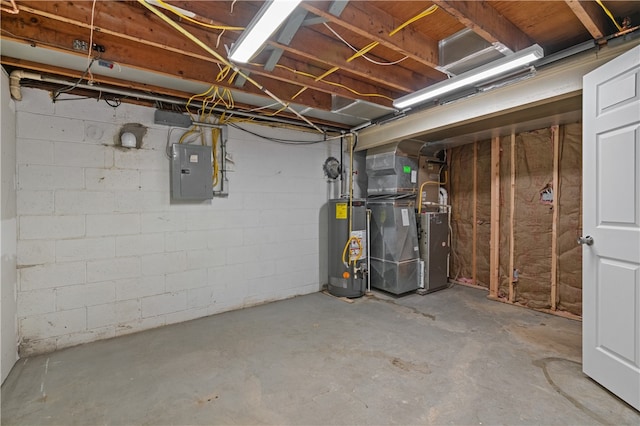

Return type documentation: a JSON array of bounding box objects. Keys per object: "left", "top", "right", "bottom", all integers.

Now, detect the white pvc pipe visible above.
[{"left": 9, "top": 70, "right": 42, "bottom": 101}]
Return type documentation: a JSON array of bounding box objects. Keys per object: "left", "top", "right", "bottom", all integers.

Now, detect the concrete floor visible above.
[{"left": 2, "top": 285, "right": 639, "bottom": 425}]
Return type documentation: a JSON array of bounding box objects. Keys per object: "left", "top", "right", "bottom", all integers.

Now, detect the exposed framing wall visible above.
[{"left": 450, "top": 123, "right": 583, "bottom": 317}]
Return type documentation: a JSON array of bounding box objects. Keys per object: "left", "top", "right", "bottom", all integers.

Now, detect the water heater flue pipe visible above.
[{"left": 9, "top": 70, "right": 43, "bottom": 101}]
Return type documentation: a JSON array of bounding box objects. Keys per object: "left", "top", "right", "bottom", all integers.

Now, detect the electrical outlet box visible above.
[{"left": 170, "top": 144, "right": 213, "bottom": 200}]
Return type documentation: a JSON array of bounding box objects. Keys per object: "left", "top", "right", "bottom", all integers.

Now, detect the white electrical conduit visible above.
[
  {"left": 137, "top": 0, "right": 323, "bottom": 134},
  {"left": 8, "top": 70, "right": 342, "bottom": 132}
]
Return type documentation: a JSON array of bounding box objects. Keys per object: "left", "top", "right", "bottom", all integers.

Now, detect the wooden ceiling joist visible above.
[
  {"left": 302, "top": 1, "right": 441, "bottom": 69},
  {"left": 564, "top": 0, "right": 609, "bottom": 39},
  {"left": 4, "top": 5, "right": 396, "bottom": 110},
  {"left": 431, "top": 0, "right": 535, "bottom": 52}
]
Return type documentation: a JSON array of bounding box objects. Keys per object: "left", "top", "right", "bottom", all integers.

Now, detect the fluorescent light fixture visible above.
[
  {"left": 228, "top": 0, "right": 302, "bottom": 63},
  {"left": 393, "top": 44, "right": 544, "bottom": 110}
]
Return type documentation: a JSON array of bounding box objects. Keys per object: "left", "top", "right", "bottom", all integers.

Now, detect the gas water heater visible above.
[{"left": 327, "top": 199, "right": 367, "bottom": 298}]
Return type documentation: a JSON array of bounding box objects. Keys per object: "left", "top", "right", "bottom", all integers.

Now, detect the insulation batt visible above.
[{"left": 450, "top": 123, "right": 583, "bottom": 316}]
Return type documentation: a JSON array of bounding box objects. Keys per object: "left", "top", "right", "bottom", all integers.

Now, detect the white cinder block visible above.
[
  {"left": 164, "top": 307, "right": 209, "bottom": 325},
  {"left": 115, "top": 276, "right": 165, "bottom": 300},
  {"left": 86, "top": 213, "right": 140, "bottom": 237},
  {"left": 19, "top": 308, "right": 87, "bottom": 339},
  {"left": 165, "top": 269, "right": 207, "bottom": 292},
  {"left": 56, "top": 326, "right": 115, "bottom": 351},
  {"left": 115, "top": 233, "right": 164, "bottom": 257},
  {"left": 208, "top": 228, "right": 243, "bottom": 248},
  {"left": 215, "top": 209, "right": 256, "bottom": 230},
  {"left": 17, "top": 113, "right": 84, "bottom": 142},
  {"left": 226, "top": 245, "right": 259, "bottom": 265},
  {"left": 56, "top": 237, "right": 115, "bottom": 262},
  {"left": 139, "top": 170, "right": 167, "bottom": 191},
  {"left": 140, "top": 212, "right": 186, "bottom": 233},
  {"left": 276, "top": 253, "right": 317, "bottom": 274},
  {"left": 87, "top": 300, "right": 140, "bottom": 329},
  {"left": 187, "top": 286, "right": 215, "bottom": 309},
  {"left": 19, "top": 261, "right": 86, "bottom": 291},
  {"left": 164, "top": 231, "right": 210, "bottom": 252},
  {"left": 87, "top": 257, "right": 140, "bottom": 283},
  {"left": 244, "top": 226, "right": 280, "bottom": 245},
  {"left": 17, "top": 240, "right": 55, "bottom": 265},
  {"left": 53, "top": 97, "right": 118, "bottom": 122},
  {"left": 17, "top": 190, "right": 54, "bottom": 215},
  {"left": 257, "top": 243, "right": 291, "bottom": 261},
  {"left": 83, "top": 122, "right": 118, "bottom": 145},
  {"left": 184, "top": 211, "right": 225, "bottom": 231},
  {"left": 55, "top": 190, "right": 115, "bottom": 215},
  {"left": 19, "top": 214, "right": 85, "bottom": 240},
  {"left": 56, "top": 281, "right": 116, "bottom": 310},
  {"left": 15, "top": 89, "right": 55, "bottom": 115},
  {"left": 187, "top": 248, "right": 226, "bottom": 270},
  {"left": 114, "top": 148, "right": 168, "bottom": 171},
  {"left": 54, "top": 142, "right": 112, "bottom": 168},
  {"left": 17, "top": 289, "right": 56, "bottom": 317},
  {"left": 141, "top": 292, "right": 187, "bottom": 318},
  {"left": 17, "top": 139, "right": 54, "bottom": 165},
  {"left": 18, "top": 164, "right": 84, "bottom": 190},
  {"left": 115, "top": 315, "right": 165, "bottom": 337},
  {"left": 115, "top": 191, "right": 168, "bottom": 213},
  {"left": 140, "top": 127, "right": 168, "bottom": 151},
  {"left": 244, "top": 260, "right": 276, "bottom": 280},
  {"left": 85, "top": 168, "right": 140, "bottom": 191},
  {"left": 141, "top": 252, "right": 186, "bottom": 276},
  {"left": 208, "top": 264, "right": 246, "bottom": 286}
]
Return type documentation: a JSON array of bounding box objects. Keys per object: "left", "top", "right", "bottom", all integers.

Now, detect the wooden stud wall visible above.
[{"left": 449, "top": 124, "right": 583, "bottom": 318}]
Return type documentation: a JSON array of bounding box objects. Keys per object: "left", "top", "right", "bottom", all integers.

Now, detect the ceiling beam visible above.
[
  {"left": 5, "top": 4, "right": 396, "bottom": 108},
  {"left": 302, "top": 1, "right": 440, "bottom": 69},
  {"left": 166, "top": 0, "right": 420, "bottom": 93},
  {"left": 0, "top": 18, "right": 333, "bottom": 111},
  {"left": 431, "top": 0, "right": 534, "bottom": 52},
  {"left": 564, "top": 0, "right": 608, "bottom": 39},
  {"left": 263, "top": 8, "right": 308, "bottom": 72},
  {"left": 275, "top": 30, "right": 429, "bottom": 93}
]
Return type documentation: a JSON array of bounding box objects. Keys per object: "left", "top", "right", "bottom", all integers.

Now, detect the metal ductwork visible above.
[{"left": 365, "top": 139, "right": 425, "bottom": 196}]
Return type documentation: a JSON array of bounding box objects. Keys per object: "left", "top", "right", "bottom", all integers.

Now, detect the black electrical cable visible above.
[
  {"left": 104, "top": 98, "right": 122, "bottom": 108},
  {"left": 228, "top": 122, "right": 329, "bottom": 145},
  {"left": 52, "top": 55, "right": 100, "bottom": 100}
]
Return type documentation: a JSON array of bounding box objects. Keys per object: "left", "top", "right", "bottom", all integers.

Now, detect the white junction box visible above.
[{"left": 170, "top": 144, "right": 213, "bottom": 200}]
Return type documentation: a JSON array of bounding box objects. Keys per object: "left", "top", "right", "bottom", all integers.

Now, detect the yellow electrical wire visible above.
[
  {"left": 291, "top": 87, "right": 308, "bottom": 100},
  {"left": 154, "top": 0, "right": 244, "bottom": 31},
  {"left": 389, "top": 5, "right": 438, "bottom": 36},
  {"left": 595, "top": 0, "right": 623, "bottom": 32},
  {"left": 273, "top": 64, "right": 393, "bottom": 101},
  {"left": 211, "top": 127, "right": 220, "bottom": 187},
  {"left": 346, "top": 41, "right": 379, "bottom": 62},
  {"left": 343, "top": 5, "right": 439, "bottom": 65},
  {"left": 285, "top": 5, "right": 439, "bottom": 107},
  {"left": 138, "top": 0, "right": 322, "bottom": 132}
]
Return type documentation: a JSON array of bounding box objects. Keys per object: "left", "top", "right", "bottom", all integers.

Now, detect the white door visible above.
[{"left": 582, "top": 44, "right": 640, "bottom": 411}]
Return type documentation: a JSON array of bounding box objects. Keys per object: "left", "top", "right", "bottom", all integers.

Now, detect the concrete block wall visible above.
[
  {"left": 1, "top": 70, "right": 18, "bottom": 383},
  {"left": 15, "top": 88, "right": 338, "bottom": 356}
]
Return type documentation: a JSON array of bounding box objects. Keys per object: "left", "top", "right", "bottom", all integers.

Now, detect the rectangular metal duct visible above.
[
  {"left": 366, "top": 139, "right": 424, "bottom": 195},
  {"left": 438, "top": 28, "right": 512, "bottom": 76}
]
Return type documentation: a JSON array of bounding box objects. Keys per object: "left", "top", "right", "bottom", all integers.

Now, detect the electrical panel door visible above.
[{"left": 170, "top": 144, "right": 213, "bottom": 200}]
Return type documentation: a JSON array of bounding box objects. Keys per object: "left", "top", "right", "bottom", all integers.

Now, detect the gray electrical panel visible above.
[{"left": 170, "top": 144, "right": 213, "bottom": 200}]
